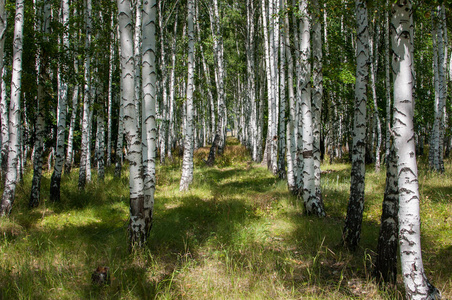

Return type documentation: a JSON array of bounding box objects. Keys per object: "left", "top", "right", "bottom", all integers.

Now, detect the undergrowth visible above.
[{"left": 0, "top": 137, "right": 451, "bottom": 299}]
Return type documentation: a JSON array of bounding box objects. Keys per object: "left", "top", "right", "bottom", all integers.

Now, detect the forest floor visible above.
[{"left": 1, "top": 137, "right": 451, "bottom": 299}]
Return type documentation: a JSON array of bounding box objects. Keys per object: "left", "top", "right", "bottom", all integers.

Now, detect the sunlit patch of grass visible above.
[{"left": 0, "top": 141, "right": 451, "bottom": 299}]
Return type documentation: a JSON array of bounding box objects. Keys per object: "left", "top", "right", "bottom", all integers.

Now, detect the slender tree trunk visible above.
[
  {"left": 50, "top": 0, "right": 70, "bottom": 202},
  {"left": 167, "top": 12, "right": 177, "bottom": 160},
  {"left": 79, "top": 0, "right": 92, "bottom": 190},
  {"left": 96, "top": 115, "right": 105, "bottom": 181},
  {"left": 106, "top": 14, "right": 115, "bottom": 167},
  {"left": 179, "top": 0, "right": 195, "bottom": 191},
  {"left": 0, "top": 0, "right": 7, "bottom": 183},
  {"left": 30, "top": 0, "right": 51, "bottom": 208},
  {"left": 277, "top": 0, "right": 286, "bottom": 180},
  {"left": 284, "top": 3, "right": 296, "bottom": 193},
  {"left": 384, "top": 1, "right": 391, "bottom": 163},
  {"left": 370, "top": 19, "right": 382, "bottom": 172},
  {"left": 342, "top": 0, "right": 369, "bottom": 250},
  {"left": 311, "top": 0, "right": 323, "bottom": 204},
  {"left": 1, "top": 0, "right": 24, "bottom": 216},
  {"left": 392, "top": 2, "right": 440, "bottom": 298}
]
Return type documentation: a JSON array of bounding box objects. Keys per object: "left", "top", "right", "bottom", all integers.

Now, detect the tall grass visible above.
[{"left": 0, "top": 137, "right": 451, "bottom": 299}]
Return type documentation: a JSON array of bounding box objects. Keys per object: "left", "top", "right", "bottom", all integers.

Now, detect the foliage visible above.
[{"left": 1, "top": 140, "right": 451, "bottom": 299}]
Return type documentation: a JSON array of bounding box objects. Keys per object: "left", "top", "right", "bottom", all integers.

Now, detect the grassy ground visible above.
[{"left": 1, "top": 137, "right": 451, "bottom": 299}]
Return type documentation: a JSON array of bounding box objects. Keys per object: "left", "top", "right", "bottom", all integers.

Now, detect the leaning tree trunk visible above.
[
  {"left": 30, "top": 0, "right": 51, "bottom": 208},
  {"left": 342, "top": 0, "right": 369, "bottom": 250},
  {"left": 179, "top": 0, "right": 195, "bottom": 192},
  {"left": 392, "top": 2, "right": 440, "bottom": 299},
  {"left": 0, "top": 0, "right": 24, "bottom": 216},
  {"left": 118, "top": 0, "right": 146, "bottom": 248},
  {"left": 50, "top": 0, "right": 70, "bottom": 202}
]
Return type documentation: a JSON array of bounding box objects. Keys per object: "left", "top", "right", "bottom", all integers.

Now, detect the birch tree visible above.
[
  {"left": 50, "top": 0, "right": 70, "bottom": 202},
  {"left": 0, "top": 0, "right": 6, "bottom": 182},
  {"left": 140, "top": 0, "right": 157, "bottom": 242},
  {"left": 342, "top": 0, "right": 369, "bottom": 250},
  {"left": 79, "top": 0, "right": 93, "bottom": 189},
  {"left": 284, "top": 0, "right": 296, "bottom": 193},
  {"left": 392, "top": 2, "right": 440, "bottom": 298},
  {"left": 0, "top": 0, "right": 24, "bottom": 216},
  {"left": 118, "top": 0, "right": 147, "bottom": 247},
  {"left": 30, "top": 0, "right": 51, "bottom": 208},
  {"left": 179, "top": 0, "right": 195, "bottom": 192}
]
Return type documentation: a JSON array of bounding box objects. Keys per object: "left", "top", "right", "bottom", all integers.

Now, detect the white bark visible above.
[
  {"left": 276, "top": 0, "right": 285, "bottom": 180},
  {"left": 342, "top": 0, "right": 369, "bottom": 249},
  {"left": 0, "top": 0, "right": 6, "bottom": 181},
  {"left": 1, "top": 0, "right": 24, "bottom": 216},
  {"left": 96, "top": 115, "right": 105, "bottom": 181},
  {"left": 392, "top": 2, "right": 440, "bottom": 298},
  {"left": 50, "top": 0, "right": 70, "bottom": 201},
  {"left": 118, "top": 0, "right": 146, "bottom": 247},
  {"left": 141, "top": 0, "right": 157, "bottom": 240},
  {"left": 284, "top": 2, "right": 296, "bottom": 193},
  {"left": 246, "top": 0, "right": 257, "bottom": 162},
  {"left": 30, "top": 0, "right": 51, "bottom": 207},
  {"left": 179, "top": 0, "right": 195, "bottom": 191},
  {"left": 79, "top": 0, "right": 92, "bottom": 189},
  {"left": 370, "top": 20, "right": 382, "bottom": 172},
  {"left": 107, "top": 14, "right": 115, "bottom": 167},
  {"left": 312, "top": 0, "right": 323, "bottom": 204}
]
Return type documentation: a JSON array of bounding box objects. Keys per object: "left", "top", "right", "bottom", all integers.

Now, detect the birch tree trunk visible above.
[
  {"left": 207, "top": 0, "right": 225, "bottom": 164},
  {"left": 50, "top": 0, "right": 70, "bottom": 201},
  {"left": 284, "top": 2, "right": 296, "bottom": 193},
  {"left": 342, "top": 0, "right": 369, "bottom": 250},
  {"left": 30, "top": 0, "right": 51, "bottom": 208},
  {"left": 0, "top": 0, "right": 24, "bottom": 216},
  {"left": 140, "top": 0, "right": 157, "bottom": 241},
  {"left": 118, "top": 0, "right": 147, "bottom": 247},
  {"left": 370, "top": 19, "right": 382, "bottom": 172},
  {"left": 311, "top": 0, "right": 323, "bottom": 204},
  {"left": 179, "top": 0, "right": 195, "bottom": 192},
  {"left": 0, "top": 0, "right": 6, "bottom": 182},
  {"left": 166, "top": 12, "right": 178, "bottom": 160},
  {"left": 107, "top": 14, "right": 115, "bottom": 167},
  {"left": 374, "top": 143, "right": 398, "bottom": 283},
  {"left": 384, "top": 1, "right": 391, "bottom": 163},
  {"left": 299, "top": 0, "right": 324, "bottom": 216},
  {"left": 64, "top": 82, "right": 78, "bottom": 174},
  {"left": 96, "top": 114, "right": 105, "bottom": 181},
  {"left": 277, "top": 0, "right": 286, "bottom": 180},
  {"left": 246, "top": 0, "right": 257, "bottom": 162},
  {"left": 392, "top": 2, "right": 440, "bottom": 298},
  {"left": 79, "top": 0, "right": 92, "bottom": 189}
]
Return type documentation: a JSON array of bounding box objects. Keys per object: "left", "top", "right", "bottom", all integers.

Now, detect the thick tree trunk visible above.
[
  {"left": 140, "top": 0, "right": 157, "bottom": 243},
  {"left": 342, "top": 0, "right": 369, "bottom": 250},
  {"left": 392, "top": 2, "right": 440, "bottom": 299},
  {"left": 179, "top": 0, "right": 195, "bottom": 192},
  {"left": 1, "top": 0, "right": 24, "bottom": 216},
  {"left": 118, "top": 0, "right": 146, "bottom": 248}
]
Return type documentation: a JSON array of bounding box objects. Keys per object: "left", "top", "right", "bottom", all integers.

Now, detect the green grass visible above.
[{"left": 1, "top": 137, "right": 451, "bottom": 299}]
